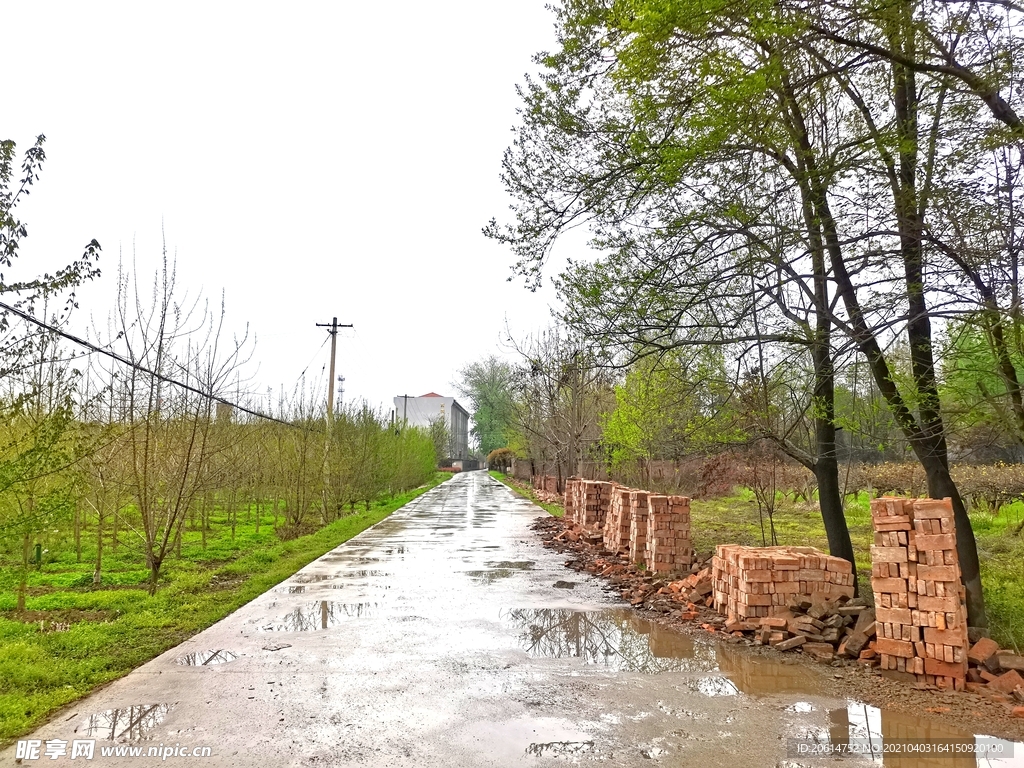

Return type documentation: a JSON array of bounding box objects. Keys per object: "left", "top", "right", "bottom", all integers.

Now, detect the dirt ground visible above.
[{"left": 530, "top": 511, "right": 1024, "bottom": 744}]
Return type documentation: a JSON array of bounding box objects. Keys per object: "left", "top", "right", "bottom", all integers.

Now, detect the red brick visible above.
[
  {"left": 875, "top": 637, "right": 915, "bottom": 658},
  {"left": 987, "top": 669, "right": 1024, "bottom": 693},
  {"left": 967, "top": 637, "right": 1000, "bottom": 666},
  {"left": 914, "top": 533, "right": 957, "bottom": 551},
  {"left": 923, "top": 627, "right": 966, "bottom": 647},
  {"left": 924, "top": 656, "right": 966, "bottom": 679},
  {"left": 874, "top": 607, "right": 911, "bottom": 625},
  {"left": 871, "top": 577, "right": 907, "bottom": 593},
  {"left": 916, "top": 565, "right": 958, "bottom": 582},
  {"left": 913, "top": 499, "right": 954, "bottom": 519},
  {"left": 870, "top": 546, "right": 908, "bottom": 563},
  {"left": 917, "top": 595, "right": 960, "bottom": 613}
]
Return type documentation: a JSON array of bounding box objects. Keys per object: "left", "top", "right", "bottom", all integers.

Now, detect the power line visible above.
[{"left": 0, "top": 299, "right": 297, "bottom": 428}]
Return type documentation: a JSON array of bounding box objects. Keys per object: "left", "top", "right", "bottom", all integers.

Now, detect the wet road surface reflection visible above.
[
  {"left": 175, "top": 649, "right": 237, "bottom": 666},
  {"left": 14, "top": 472, "right": 1022, "bottom": 767},
  {"left": 504, "top": 607, "right": 714, "bottom": 674},
  {"left": 76, "top": 704, "right": 172, "bottom": 741}
]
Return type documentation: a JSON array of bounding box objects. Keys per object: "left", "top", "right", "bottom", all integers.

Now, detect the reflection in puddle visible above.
[
  {"left": 466, "top": 569, "right": 515, "bottom": 583},
  {"left": 504, "top": 608, "right": 716, "bottom": 674},
  {"left": 798, "top": 703, "right": 1022, "bottom": 767},
  {"left": 287, "top": 586, "right": 306, "bottom": 593},
  {"left": 257, "top": 601, "right": 378, "bottom": 631},
  {"left": 175, "top": 649, "right": 237, "bottom": 666},
  {"left": 77, "top": 704, "right": 171, "bottom": 741},
  {"left": 715, "top": 643, "right": 819, "bottom": 695},
  {"left": 291, "top": 574, "right": 334, "bottom": 584},
  {"left": 553, "top": 580, "right": 576, "bottom": 589}
]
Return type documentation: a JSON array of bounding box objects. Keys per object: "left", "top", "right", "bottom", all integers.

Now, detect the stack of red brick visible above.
[
  {"left": 645, "top": 495, "right": 692, "bottom": 573},
  {"left": 564, "top": 477, "right": 581, "bottom": 523},
  {"left": 713, "top": 544, "right": 856, "bottom": 621},
  {"left": 870, "top": 497, "right": 968, "bottom": 689},
  {"left": 574, "top": 479, "right": 613, "bottom": 530},
  {"left": 532, "top": 475, "right": 559, "bottom": 494},
  {"left": 627, "top": 490, "right": 649, "bottom": 563},
  {"left": 603, "top": 486, "right": 635, "bottom": 553},
  {"left": 559, "top": 479, "right": 694, "bottom": 574}
]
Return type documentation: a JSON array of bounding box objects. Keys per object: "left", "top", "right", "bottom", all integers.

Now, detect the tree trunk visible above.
[
  {"left": 18, "top": 534, "right": 29, "bottom": 612},
  {"left": 94, "top": 500, "right": 103, "bottom": 586}
]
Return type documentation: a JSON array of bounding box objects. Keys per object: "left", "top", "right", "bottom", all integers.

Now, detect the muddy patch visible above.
[{"left": 8, "top": 609, "right": 114, "bottom": 629}]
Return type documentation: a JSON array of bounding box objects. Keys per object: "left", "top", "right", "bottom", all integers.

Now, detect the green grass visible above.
[
  {"left": 689, "top": 491, "right": 1024, "bottom": 652},
  {"left": 489, "top": 471, "right": 564, "bottom": 517},
  {"left": 0, "top": 473, "right": 450, "bottom": 745}
]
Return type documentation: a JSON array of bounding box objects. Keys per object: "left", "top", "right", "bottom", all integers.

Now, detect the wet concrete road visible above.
[{"left": 7, "top": 472, "right": 1022, "bottom": 766}]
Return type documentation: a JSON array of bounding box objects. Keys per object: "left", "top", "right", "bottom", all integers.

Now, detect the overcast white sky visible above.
[{"left": 5, "top": 1, "right": 577, "bottom": 414}]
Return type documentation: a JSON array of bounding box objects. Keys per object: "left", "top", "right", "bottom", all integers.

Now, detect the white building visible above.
[{"left": 393, "top": 392, "right": 470, "bottom": 462}]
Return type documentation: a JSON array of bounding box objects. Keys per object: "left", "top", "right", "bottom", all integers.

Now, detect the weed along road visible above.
[{"left": 7, "top": 472, "right": 1022, "bottom": 767}]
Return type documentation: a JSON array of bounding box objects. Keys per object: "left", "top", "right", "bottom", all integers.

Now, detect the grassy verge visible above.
[
  {"left": 489, "top": 471, "right": 564, "bottom": 517},
  {"left": 688, "top": 490, "right": 1024, "bottom": 652},
  {"left": 0, "top": 473, "right": 450, "bottom": 745}
]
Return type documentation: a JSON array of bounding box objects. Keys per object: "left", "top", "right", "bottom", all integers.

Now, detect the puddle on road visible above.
[
  {"left": 76, "top": 704, "right": 172, "bottom": 741},
  {"left": 290, "top": 574, "right": 335, "bottom": 584},
  {"left": 466, "top": 569, "right": 516, "bottom": 583},
  {"left": 255, "top": 601, "right": 379, "bottom": 631},
  {"left": 553, "top": 580, "right": 576, "bottom": 589},
  {"left": 782, "top": 701, "right": 1021, "bottom": 767},
  {"left": 486, "top": 560, "right": 535, "bottom": 570},
  {"left": 175, "top": 649, "right": 237, "bottom": 666},
  {"left": 504, "top": 608, "right": 715, "bottom": 674},
  {"left": 461, "top": 717, "right": 593, "bottom": 763}
]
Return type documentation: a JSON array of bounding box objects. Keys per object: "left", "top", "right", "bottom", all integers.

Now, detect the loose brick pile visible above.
[
  {"left": 645, "top": 495, "right": 693, "bottom": 574},
  {"left": 870, "top": 497, "right": 968, "bottom": 689},
  {"left": 713, "top": 544, "right": 855, "bottom": 621},
  {"left": 627, "top": 490, "right": 649, "bottom": 564}
]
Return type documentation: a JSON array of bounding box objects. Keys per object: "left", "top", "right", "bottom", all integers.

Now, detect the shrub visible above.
[{"left": 486, "top": 447, "right": 516, "bottom": 473}]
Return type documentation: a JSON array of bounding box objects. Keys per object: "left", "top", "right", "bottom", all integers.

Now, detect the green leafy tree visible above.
[
  {"left": 455, "top": 356, "right": 516, "bottom": 456},
  {"left": 602, "top": 348, "right": 740, "bottom": 480}
]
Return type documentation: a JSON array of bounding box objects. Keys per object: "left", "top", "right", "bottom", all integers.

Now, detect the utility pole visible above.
[
  {"left": 399, "top": 394, "right": 411, "bottom": 430},
  {"left": 315, "top": 317, "right": 353, "bottom": 425}
]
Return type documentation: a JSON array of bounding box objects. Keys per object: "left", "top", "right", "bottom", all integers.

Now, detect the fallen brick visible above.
[
  {"left": 994, "top": 652, "right": 1024, "bottom": 673},
  {"left": 774, "top": 635, "right": 807, "bottom": 651},
  {"left": 802, "top": 642, "right": 835, "bottom": 662},
  {"left": 988, "top": 669, "right": 1024, "bottom": 694}
]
